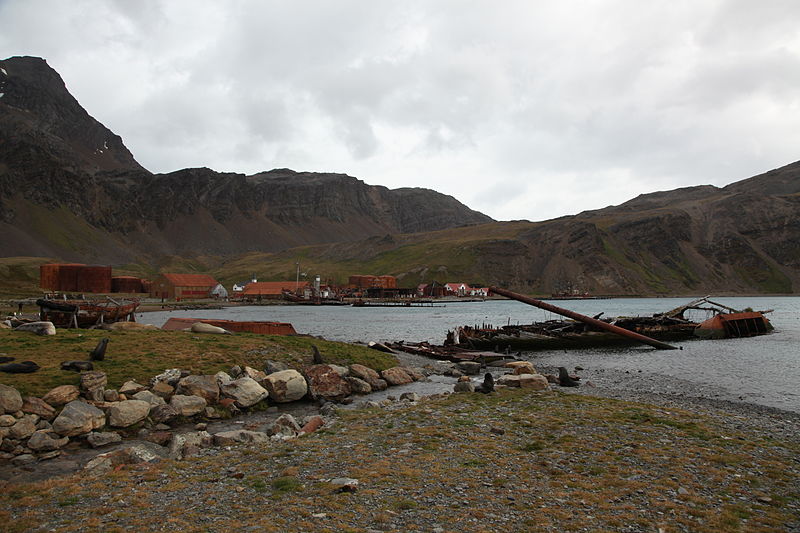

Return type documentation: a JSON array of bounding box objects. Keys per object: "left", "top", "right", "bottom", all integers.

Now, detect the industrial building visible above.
[{"left": 150, "top": 273, "right": 220, "bottom": 300}]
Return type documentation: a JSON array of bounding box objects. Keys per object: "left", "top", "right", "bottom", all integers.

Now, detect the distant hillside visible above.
[
  {"left": 218, "top": 161, "right": 800, "bottom": 296},
  {"left": 0, "top": 56, "right": 491, "bottom": 264}
]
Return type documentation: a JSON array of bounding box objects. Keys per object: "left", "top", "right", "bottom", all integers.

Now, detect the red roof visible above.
[
  {"left": 241, "top": 281, "right": 309, "bottom": 296},
  {"left": 161, "top": 273, "right": 219, "bottom": 287}
]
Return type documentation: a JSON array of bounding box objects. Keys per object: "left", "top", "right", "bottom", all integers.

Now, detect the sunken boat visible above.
[
  {"left": 36, "top": 297, "right": 140, "bottom": 328},
  {"left": 445, "top": 295, "right": 773, "bottom": 352}
]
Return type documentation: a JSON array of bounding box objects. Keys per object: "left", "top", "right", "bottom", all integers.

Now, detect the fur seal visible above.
[
  {"left": 475, "top": 373, "right": 495, "bottom": 394},
  {"left": 0, "top": 361, "right": 40, "bottom": 373},
  {"left": 558, "top": 367, "right": 580, "bottom": 387},
  {"left": 60, "top": 360, "right": 94, "bottom": 372},
  {"left": 312, "top": 345, "right": 324, "bottom": 364},
  {"left": 89, "top": 338, "right": 109, "bottom": 361}
]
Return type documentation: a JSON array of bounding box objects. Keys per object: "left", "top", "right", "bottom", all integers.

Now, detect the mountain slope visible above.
[{"left": 0, "top": 56, "right": 492, "bottom": 262}]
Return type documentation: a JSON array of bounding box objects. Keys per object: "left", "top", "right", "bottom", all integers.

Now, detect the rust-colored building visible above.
[
  {"left": 348, "top": 275, "right": 398, "bottom": 289},
  {"left": 238, "top": 281, "right": 310, "bottom": 299},
  {"left": 150, "top": 273, "right": 220, "bottom": 300},
  {"left": 40, "top": 263, "right": 112, "bottom": 293}
]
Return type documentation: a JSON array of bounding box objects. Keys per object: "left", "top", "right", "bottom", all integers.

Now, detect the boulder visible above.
[
  {"left": 349, "top": 364, "right": 387, "bottom": 391},
  {"left": 456, "top": 361, "right": 481, "bottom": 376},
  {"left": 505, "top": 361, "right": 537, "bottom": 375},
  {"left": 380, "top": 367, "right": 413, "bottom": 386},
  {"left": 80, "top": 372, "right": 108, "bottom": 401},
  {"left": 168, "top": 431, "right": 212, "bottom": 460},
  {"left": 454, "top": 381, "right": 475, "bottom": 393},
  {"left": 263, "top": 369, "right": 308, "bottom": 403},
  {"left": 241, "top": 366, "right": 268, "bottom": 384},
  {"left": 87, "top": 431, "right": 122, "bottom": 448},
  {"left": 169, "top": 395, "right": 207, "bottom": 417},
  {"left": 149, "top": 404, "right": 179, "bottom": 424},
  {"left": 0, "top": 384, "right": 23, "bottom": 414},
  {"left": 212, "top": 430, "right": 270, "bottom": 446},
  {"left": 42, "top": 385, "right": 80, "bottom": 406},
  {"left": 496, "top": 374, "right": 521, "bottom": 388},
  {"left": 107, "top": 400, "right": 151, "bottom": 427},
  {"left": 215, "top": 371, "right": 233, "bottom": 387},
  {"left": 190, "top": 322, "right": 231, "bottom": 335},
  {"left": 268, "top": 413, "right": 301, "bottom": 438},
  {"left": 118, "top": 380, "right": 148, "bottom": 396},
  {"left": 346, "top": 376, "right": 372, "bottom": 395},
  {"left": 304, "top": 364, "right": 352, "bottom": 401},
  {"left": 402, "top": 367, "right": 426, "bottom": 381},
  {"left": 300, "top": 415, "right": 325, "bottom": 434},
  {"left": 328, "top": 364, "right": 350, "bottom": 377},
  {"left": 400, "top": 392, "right": 420, "bottom": 402},
  {"left": 150, "top": 381, "right": 174, "bottom": 399},
  {"left": 132, "top": 390, "right": 166, "bottom": 406},
  {"left": 0, "top": 414, "right": 14, "bottom": 426},
  {"left": 264, "top": 360, "right": 290, "bottom": 374},
  {"left": 27, "top": 430, "right": 69, "bottom": 452},
  {"left": 518, "top": 373, "right": 550, "bottom": 391},
  {"left": 103, "top": 390, "right": 120, "bottom": 402},
  {"left": 176, "top": 375, "right": 220, "bottom": 404},
  {"left": 151, "top": 368, "right": 183, "bottom": 387},
  {"left": 220, "top": 377, "right": 269, "bottom": 408},
  {"left": 14, "top": 321, "right": 56, "bottom": 335},
  {"left": 9, "top": 415, "right": 37, "bottom": 439},
  {"left": 52, "top": 400, "right": 105, "bottom": 437},
  {"left": 84, "top": 443, "right": 166, "bottom": 476}
]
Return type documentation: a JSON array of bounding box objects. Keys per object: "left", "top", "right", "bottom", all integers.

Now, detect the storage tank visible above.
[
  {"left": 76, "top": 265, "right": 112, "bottom": 293},
  {"left": 56, "top": 264, "right": 86, "bottom": 292},
  {"left": 39, "top": 264, "right": 62, "bottom": 290},
  {"left": 112, "top": 276, "right": 143, "bottom": 293}
]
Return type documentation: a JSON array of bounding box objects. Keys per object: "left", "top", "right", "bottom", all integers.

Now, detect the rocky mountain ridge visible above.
[{"left": 0, "top": 56, "right": 491, "bottom": 263}]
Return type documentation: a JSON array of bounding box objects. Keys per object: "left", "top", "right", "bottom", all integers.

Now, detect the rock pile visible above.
[
  {"left": 453, "top": 360, "right": 555, "bottom": 393},
  {"left": 0, "top": 360, "right": 428, "bottom": 472}
]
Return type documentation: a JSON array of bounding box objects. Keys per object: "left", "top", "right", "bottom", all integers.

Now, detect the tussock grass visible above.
[{"left": 0, "top": 328, "right": 396, "bottom": 396}]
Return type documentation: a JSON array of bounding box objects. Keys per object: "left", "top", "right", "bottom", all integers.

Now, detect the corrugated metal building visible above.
[
  {"left": 111, "top": 276, "right": 145, "bottom": 293},
  {"left": 150, "top": 273, "right": 220, "bottom": 300}
]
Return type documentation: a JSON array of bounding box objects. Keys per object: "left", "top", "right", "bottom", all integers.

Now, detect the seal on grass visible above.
[{"left": 0, "top": 361, "right": 40, "bottom": 373}]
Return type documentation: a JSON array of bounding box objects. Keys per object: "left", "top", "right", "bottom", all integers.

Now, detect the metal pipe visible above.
[{"left": 489, "top": 286, "right": 678, "bottom": 350}]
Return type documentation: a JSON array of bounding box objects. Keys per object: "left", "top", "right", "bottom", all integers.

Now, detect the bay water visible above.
[{"left": 144, "top": 297, "right": 800, "bottom": 413}]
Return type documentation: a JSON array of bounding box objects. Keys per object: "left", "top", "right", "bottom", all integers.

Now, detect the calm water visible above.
[{"left": 144, "top": 297, "right": 800, "bottom": 413}]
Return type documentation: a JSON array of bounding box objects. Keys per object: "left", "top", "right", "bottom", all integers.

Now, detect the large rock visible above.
[
  {"left": 87, "top": 431, "right": 123, "bottom": 448},
  {"left": 149, "top": 404, "right": 179, "bottom": 424},
  {"left": 496, "top": 374, "right": 521, "bottom": 388},
  {"left": 168, "top": 431, "right": 212, "bottom": 460},
  {"left": 42, "top": 385, "right": 80, "bottom": 406},
  {"left": 176, "top": 375, "right": 220, "bottom": 404},
  {"left": 454, "top": 381, "right": 475, "bottom": 393},
  {"left": 151, "top": 381, "right": 174, "bottom": 399},
  {"left": 118, "top": 380, "right": 148, "bottom": 396},
  {"left": 107, "top": 400, "right": 151, "bottom": 427},
  {"left": 213, "top": 430, "right": 270, "bottom": 446},
  {"left": 505, "top": 361, "right": 537, "bottom": 375},
  {"left": 241, "top": 366, "right": 268, "bottom": 384},
  {"left": 9, "top": 415, "right": 37, "bottom": 439},
  {"left": 346, "top": 376, "right": 372, "bottom": 395},
  {"left": 263, "top": 369, "right": 307, "bottom": 403},
  {"left": 151, "top": 368, "right": 183, "bottom": 387},
  {"left": 304, "top": 364, "right": 352, "bottom": 401},
  {"left": 80, "top": 372, "right": 108, "bottom": 401},
  {"left": 380, "top": 367, "right": 413, "bottom": 386},
  {"left": 84, "top": 443, "right": 166, "bottom": 476},
  {"left": 14, "top": 321, "right": 56, "bottom": 335},
  {"left": 0, "top": 384, "right": 23, "bottom": 414},
  {"left": 220, "top": 377, "right": 269, "bottom": 408},
  {"left": 52, "top": 400, "right": 106, "bottom": 437},
  {"left": 132, "top": 390, "right": 166, "bottom": 406},
  {"left": 518, "top": 373, "right": 550, "bottom": 391},
  {"left": 169, "top": 395, "right": 207, "bottom": 417},
  {"left": 268, "top": 413, "right": 302, "bottom": 438},
  {"left": 27, "top": 429, "right": 69, "bottom": 451},
  {"left": 349, "top": 364, "right": 387, "bottom": 391}
]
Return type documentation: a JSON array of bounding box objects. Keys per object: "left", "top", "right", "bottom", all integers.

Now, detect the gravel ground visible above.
[{"left": 3, "top": 353, "right": 799, "bottom": 532}]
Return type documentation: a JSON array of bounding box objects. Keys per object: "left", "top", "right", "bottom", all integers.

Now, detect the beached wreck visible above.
[
  {"left": 36, "top": 297, "right": 140, "bottom": 328},
  {"left": 445, "top": 292, "right": 773, "bottom": 352}
]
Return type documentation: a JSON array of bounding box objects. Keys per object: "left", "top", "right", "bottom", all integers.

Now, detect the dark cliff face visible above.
[{"left": 0, "top": 56, "right": 492, "bottom": 261}]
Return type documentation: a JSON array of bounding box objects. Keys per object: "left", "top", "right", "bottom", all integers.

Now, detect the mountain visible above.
[
  {"left": 220, "top": 161, "right": 800, "bottom": 295},
  {"left": 0, "top": 56, "right": 492, "bottom": 263},
  {"left": 1, "top": 55, "right": 799, "bottom": 296}
]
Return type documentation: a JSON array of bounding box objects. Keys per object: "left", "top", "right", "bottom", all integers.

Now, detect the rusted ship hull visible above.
[
  {"left": 37, "top": 298, "right": 140, "bottom": 328},
  {"left": 695, "top": 312, "right": 773, "bottom": 339}
]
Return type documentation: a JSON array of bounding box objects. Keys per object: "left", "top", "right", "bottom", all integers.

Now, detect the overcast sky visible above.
[{"left": 2, "top": 1, "right": 799, "bottom": 221}]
